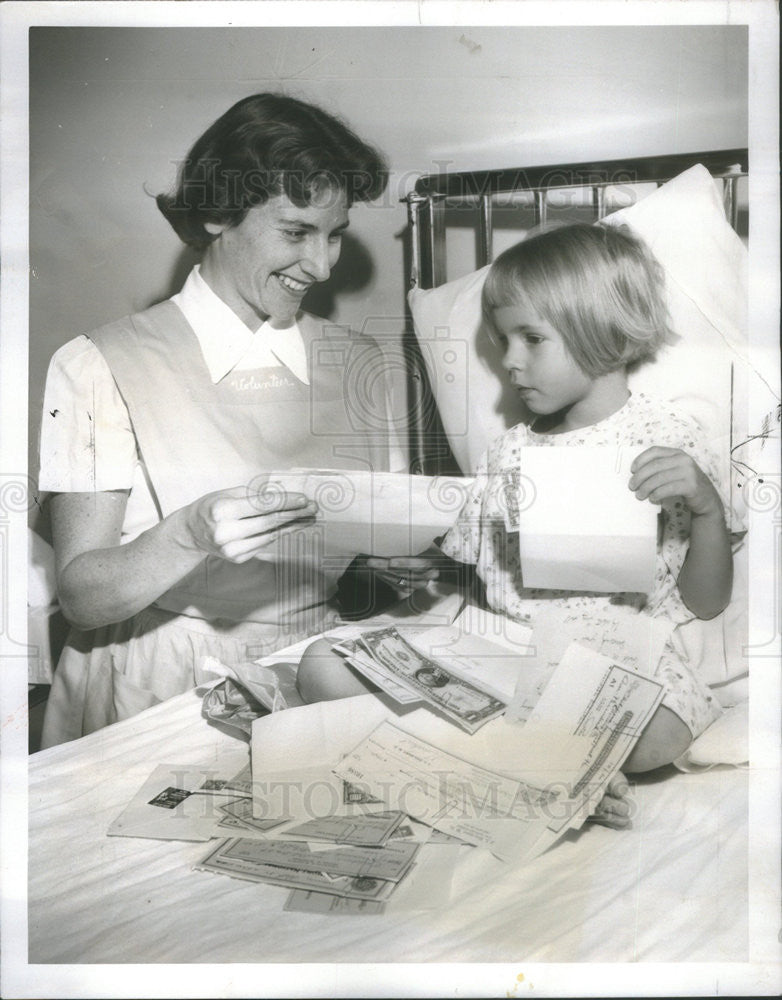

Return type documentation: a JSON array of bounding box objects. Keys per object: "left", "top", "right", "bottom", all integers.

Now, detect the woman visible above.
[{"left": 38, "top": 93, "right": 409, "bottom": 748}]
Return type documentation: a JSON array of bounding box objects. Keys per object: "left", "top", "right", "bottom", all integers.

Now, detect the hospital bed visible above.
[{"left": 26, "top": 148, "right": 767, "bottom": 987}]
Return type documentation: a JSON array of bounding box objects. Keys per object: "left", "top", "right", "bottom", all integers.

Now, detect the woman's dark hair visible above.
[{"left": 156, "top": 93, "right": 389, "bottom": 248}]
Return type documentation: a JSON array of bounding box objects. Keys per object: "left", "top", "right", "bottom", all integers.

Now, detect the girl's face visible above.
[
  {"left": 200, "top": 187, "right": 349, "bottom": 329},
  {"left": 492, "top": 300, "right": 599, "bottom": 424}
]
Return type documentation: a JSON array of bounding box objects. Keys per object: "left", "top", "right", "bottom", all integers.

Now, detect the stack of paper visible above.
[
  {"left": 331, "top": 635, "right": 665, "bottom": 865},
  {"left": 195, "top": 764, "right": 467, "bottom": 913},
  {"left": 109, "top": 752, "right": 465, "bottom": 914},
  {"left": 506, "top": 603, "right": 673, "bottom": 725},
  {"left": 332, "top": 720, "right": 556, "bottom": 862},
  {"left": 196, "top": 833, "right": 421, "bottom": 905},
  {"left": 108, "top": 608, "right": 668, "bottom": 910},
  {"left": 250, "top": 639, "right": 666, "bottom": 866}
]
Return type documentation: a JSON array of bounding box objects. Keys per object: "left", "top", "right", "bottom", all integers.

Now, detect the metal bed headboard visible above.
[
  {"left": 402, "top": 148, "right": 748, "bottom": 472},
  {"left": 404, "top": 148, "right": 747, "bottom": 289}
]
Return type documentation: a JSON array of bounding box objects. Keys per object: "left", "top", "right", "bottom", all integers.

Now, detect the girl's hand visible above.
[
  {"left": 181, "top": 485, "right": 317, "bottom": 563},
  {"left": 588, "top": 772, "right": 632, "bottom": 830},
  {"left": 628, "top": 446, "right": 723, "bottom": 518},
  {"left": 364, "top": 555, "right": 441, "bottom": 592}
]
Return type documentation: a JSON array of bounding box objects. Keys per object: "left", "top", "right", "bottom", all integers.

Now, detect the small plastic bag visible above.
[{"left": 201, "top": 657, "right": 289, "bottom": 737}]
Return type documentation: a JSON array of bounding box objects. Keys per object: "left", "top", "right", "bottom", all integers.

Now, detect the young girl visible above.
[{"left": 298, "top": 223, "right": 735, "bottom": 780}]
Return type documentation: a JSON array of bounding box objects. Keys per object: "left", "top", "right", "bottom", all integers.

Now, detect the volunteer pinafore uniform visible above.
[{"left": 40, "top": 296, "right": 390, "bottom": 747}]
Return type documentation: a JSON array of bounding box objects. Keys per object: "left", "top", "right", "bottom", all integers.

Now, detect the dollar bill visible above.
[
  {"left": 332, "top": 639, "right": 422, "bottom": 705},
  {"left": 345, "top": 654, "right": 423, "bottom": 705},
  {"left": 357, "top": 627, "right": 506, "bottom": 733}
]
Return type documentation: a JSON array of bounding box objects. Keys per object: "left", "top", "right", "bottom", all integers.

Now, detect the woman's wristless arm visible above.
[
  {"left": 51, "top": 487, "right": 317, "bottom": 630},
  {"left": 51, "top": 491, "right": 206, "bottom": 630}
]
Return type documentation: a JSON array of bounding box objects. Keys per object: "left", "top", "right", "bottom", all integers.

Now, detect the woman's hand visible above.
[
  {"left": 588, "top": 772, "right": 632, "bottom": 829},
  {"left": 180, "top": 485, "right": 317, "bottom": 563},
  {"left": 364, "top": 554, "right": 442, "bottom": 592},
  {"left": 628, "top": 446, "right": 722, "bottom": 518}
]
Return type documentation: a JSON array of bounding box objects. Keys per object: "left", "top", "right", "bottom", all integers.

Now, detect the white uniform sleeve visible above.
[{"left": 38, "top": 335, "right": 139, "bottom": 493}]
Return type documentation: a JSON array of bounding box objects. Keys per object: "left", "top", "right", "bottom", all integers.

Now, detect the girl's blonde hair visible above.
[{"left": 482, "top": 223, "right": 676, "bottom": 377}]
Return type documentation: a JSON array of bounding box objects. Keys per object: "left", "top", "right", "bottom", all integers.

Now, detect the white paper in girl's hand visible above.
[{"left": 516, "top": 446, "right": 659, "bottom": 593}]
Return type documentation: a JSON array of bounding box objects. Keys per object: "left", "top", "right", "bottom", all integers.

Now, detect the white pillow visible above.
[
  {"left": 407, "top": 263, "right": 524, "bottom": 475},
  {"left": 407, "top": 164, "right": 748, "bottom": 476},
  {"left": 673, "top": 701, "right": 748, "bottom": 771}
]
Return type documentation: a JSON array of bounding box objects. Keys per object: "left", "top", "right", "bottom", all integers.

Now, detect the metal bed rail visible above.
[{"left": 404, "top": 148, "right": 747, "bottom": 289}]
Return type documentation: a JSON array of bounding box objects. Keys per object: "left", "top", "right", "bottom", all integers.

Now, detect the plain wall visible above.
[{"left": 28, "top": 24, "right": 748, "bottom": 487}]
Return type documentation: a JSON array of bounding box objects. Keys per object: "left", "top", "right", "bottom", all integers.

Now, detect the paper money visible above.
[
  {"left": 345, "top": 655, "right": 423, "bottom": 705},
  {"left": 358, "top": 627, "right": 506, "bottom": 733},
  {"left": 332, "top": 638, "right": 422, "bottom": 705},
  {"left": 400, "top": 615, "right": 532, "bottom": 704}
]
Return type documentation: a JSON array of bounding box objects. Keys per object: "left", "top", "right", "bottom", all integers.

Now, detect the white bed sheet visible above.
[{"left": 28, "top": 686, "right": 748, "bottom": 965}]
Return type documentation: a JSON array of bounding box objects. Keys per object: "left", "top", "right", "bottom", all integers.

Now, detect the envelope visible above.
[
  {"left": 107, "top": 758, "right": 249, "bottom": 842},
  {"left": 516, "top": 446, "right": 659, "bottom": 593},
  {"left": 260, "top": 469, "right": 473, "bottom": 558}
]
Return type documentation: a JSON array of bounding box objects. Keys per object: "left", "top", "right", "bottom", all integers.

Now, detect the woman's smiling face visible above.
[{"left": 200, "top": 186, "right": 350, "bottom": 329}]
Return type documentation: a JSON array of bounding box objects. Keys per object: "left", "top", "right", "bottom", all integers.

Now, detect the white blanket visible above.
[{"left": 28, "top": 688, "right": 747, "bottom": 967}]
